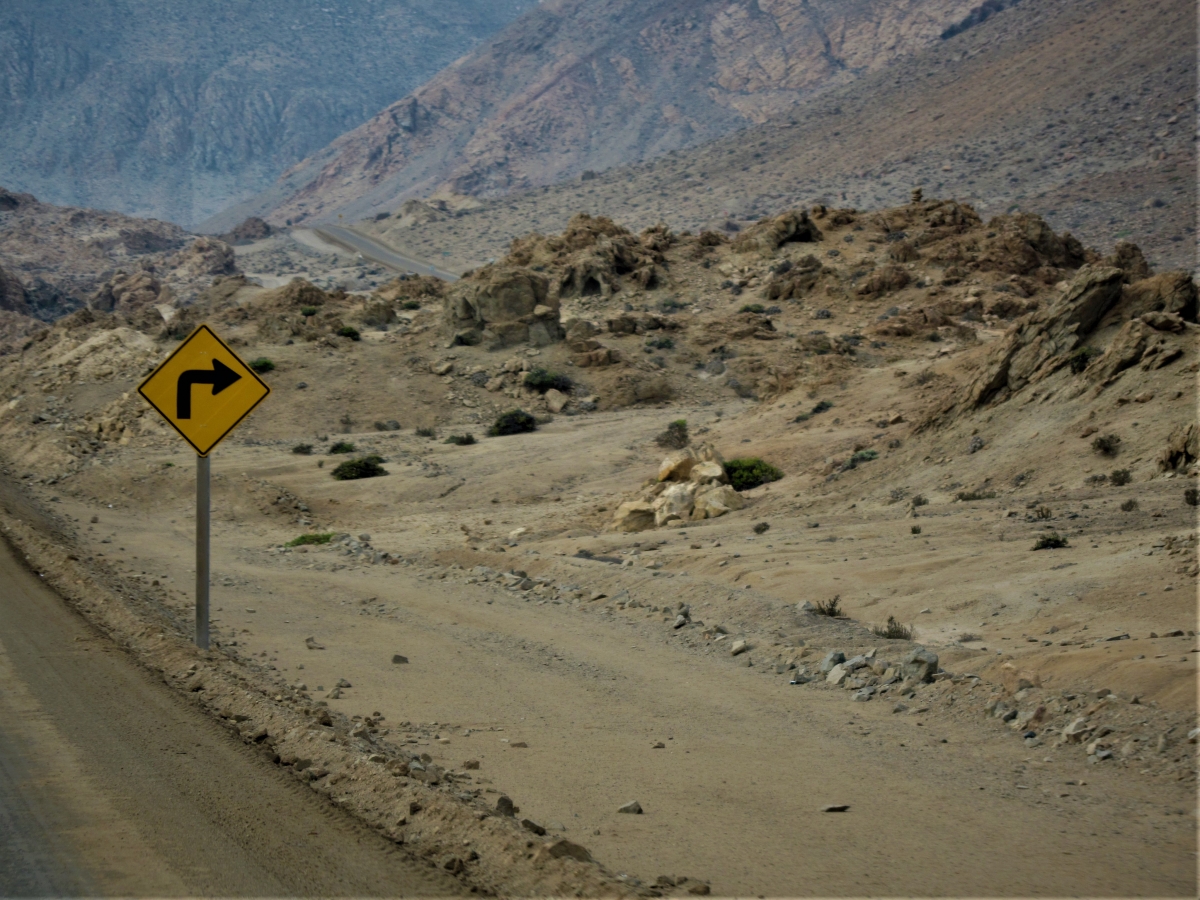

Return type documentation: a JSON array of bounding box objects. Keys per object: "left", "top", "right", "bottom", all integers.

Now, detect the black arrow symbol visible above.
[{"left": 176, "top": 359, "right": 242, "bottom": 419}]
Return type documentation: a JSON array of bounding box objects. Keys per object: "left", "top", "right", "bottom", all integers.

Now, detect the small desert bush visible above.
[
  {"left": 956, "top": 632, "right": 982, "bottom": 643},
  {"left": 1068, "top": 346, "right": 1101, "bottom": 374},
  {"left": 445, "top": 434, "right": 476, "bottom": 446},
  {"left": 374, "top": 420, "right": 401, "bottom": 432},
  {"left": 739, "top": 303, "right": 765, "bottom": 314},
  {"left": 1120, "top": 499, "right": 1138, "bottom": 512},
  {"left": 287, "top": 533, "right": 334, "bottom": 547},
  {"left": 524, "top": 367, "right": 573, "bottom": 394},
  {"left": 400, "top": 299, "right": 421, "bottom": 310},
  {"left": 911, "top": 525, "right": 922, "bottom": 535},
  {"left": 1110, "top": 468, "right": 1132, "bottom": 486},
  {"left": 752, "top": 522, "right": 770, "bottom": 534},
  {"left": 872, "top": 616, "right": 914, "bottom": 640},
  {"left": 488, "top": 409, "right": 537, "bottom": 437},
  {"left": 1035, "top": 505, "right": 1052, "bottom": 519},
  {"left": 655, "top": 419, "right": 689, "bottom": 449},
  {"left": 331, "top": 455, "right": 387, "bottom": 481},
  {"left": 911, "top": 494, "right": 929, "bottom": 508},
  {"left": 645, "top": 335, "right": 675, "bottom": 350},
  {"left": 1032, "top": 532, "right": 1069, "bottom": 550},
  {"left": 726, "top": 457, "right": 784, "bottom": 491},
  {"left": 1092, "top": 434, "right": 1121, "bottom": 456},
  {"left": 249, "top": 357, "right": 275, "bottom": 373},
  {"left": 300, "top": 306, "right": 319, "bottom": 317},
  {"left": 415, "top": 426, "right": 436, "bottom": 438},
  {"left": 329, "top": 441, "right": 356, "bottom": 454},
  {"left": 956, "top": 489, "right": 997, "bottom": 501},
  {"left": 292, "top": 443, "right": 313, "bottom": 455},
  {"left": 337, "top": 325, "right": 361, "bottom": 341},
  {"left": 814, "top": 595, "right": 844, "bottom": 617},
  {"left": 1186, "top": 488, "right": 1199, "bottom": 507}
]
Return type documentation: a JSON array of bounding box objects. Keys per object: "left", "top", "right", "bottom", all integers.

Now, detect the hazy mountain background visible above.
[
  {"left": 205, "top": 0, "right": 989, "bottom": 230},
  {"left": 0, "top": 0, "right": 536, "bottom": 228}
]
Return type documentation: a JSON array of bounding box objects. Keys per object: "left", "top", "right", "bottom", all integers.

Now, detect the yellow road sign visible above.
[{"left": 138, "top": 324, "right": 270, "bottom": 456}]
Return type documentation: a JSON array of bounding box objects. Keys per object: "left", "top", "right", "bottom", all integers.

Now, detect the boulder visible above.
[
  {"left": 0, "top": 265, "right": 30, "bottom": 315},
  {"left": 732, "top": 209, "right": 823, "bottom": 256},
  {"left": 901, "top": 647, "right": 939, "bottom": 683},
  {"left": 1157, "top": 423, "right": 1198, "bottom": 472},
  {"left": 658, "top": 448, "right": 699, "bottom": 482},
  {"left": 1121, "top": 271, "right": 1198, "bottom": 322},
  {"left": 826, "top": 664, "right": 849, "bottom": 685},
  {"left": 443, "top": 267, "right": 560, "bottom": 348},
  {"left": 653, "top": 482, "right": 697, "bottom": 527},
  {"left": 691, "top": 484, "right": 744, "bottom": 519},
  {"left": 613, "top": 501, "right": 656, "bottom": 533},
  {"left": 688, "top": 460, "right": 727, "bottom": 485},
  {"left": 819, "top": 651, "right": 845, "bottom": 674},
  {"left": 544, "top": 388, "right": 570, "bottom": 413}
]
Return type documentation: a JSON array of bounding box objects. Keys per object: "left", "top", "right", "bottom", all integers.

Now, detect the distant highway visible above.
[{"left": 310, "top": 224, "right": 459, "bottom": 281}]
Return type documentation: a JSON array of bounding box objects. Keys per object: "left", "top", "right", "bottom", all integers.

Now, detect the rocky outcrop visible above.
[
  {"left": 222, "top": 217, "right": 274, "bottom": 245},
  {"left": 168, "top": 238, "right": 239, "bottom": 281},
  {"left": 0, "top": 265, "right": 29, "bottom": 316},
  {"left": 1157, "top": 424, "right": 1199, "bottom": 472},
  {"left": 731, "top": 209, "right": 822, "bottom": 257},
  {"left": 89, "top": 271, "right": 167, "bottom": 315},
  {"left": 613, "top": 443, "right": 744, "bottom": 532},
  {"left": 965, "top": 266, "right": 1124, "bottom": 407},
  {"left": 1119, "top": 272, "right": 1198, "bottom": 322},
  {"left": 444, "top": 268, "right": 560, "bottom": 349}
]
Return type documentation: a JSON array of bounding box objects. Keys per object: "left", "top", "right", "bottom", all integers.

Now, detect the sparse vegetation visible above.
[
  {"left": 1110, "top": 468, "right": 1132, "bottom": 486},
  {"left": 1186, "top": 488, "right": 1199, "bottom": 507},
  {"left": 1035, "top": 505, "right": 1052, "bottom": 519},
  {"left": 872, "top": 616, "right": 914, "bottom": 640},
  {"left": 725, "top": 458, "right": 784, "bottom": 491},
  {"left": 524, "top": 367, "right": 573, "bottom": 394},
  {"left": 300, "top": 306, "right": 319, "bottom": 318},
  {"left": 287, "top": 533, "right": 334, "bottom": 547},
  {"left": 911, "top": 494, "right": 929, "bottom": 508},
  {"left": 374, "top": 420, "right": 401, "bottom": 432},
  {"left": 645, "top": 335, "right": 675, "bottom": 350},
  {"left": 913, "top": 369, "right": 936, "bottom": 386},
  {"left": 1092, "top": 434, "right": 1121, "bottom": 456},
  {"left": 248, "top": 357, "right": 275, "bottom": 373},
  {"left": 337, "top": 325, "right": 361, "bottom": 341},
  {"left": 956, "top": 489, "right": 997, "bottom": 501},
  {"left": 445, "top": 434, "right": 476, "bottom": 446},
  {"left": 738, "top": 303, "right": 765, "bottom": 314},
  {"left": 331, "top": 455, "right": 388, "bottom": 481},
  {"left": 1067, "top": 345, "right": 1101, "bottom": 374},
  {"left": 655, "top": 419, "right": 689, "bottom": 449},
  {"left": 956, "top": 632, "right": 982, "bottom": 643},
  {"left": 329, "top": 441, "right": 356, "bottom": 454},
  {"left": 911, "top": 525, "right": 922, "bottom": 534},
  {"left": 1120, "top": 499, "right": 1138, "bottom": 512},
  {"left": 1032, "top": 532, "right": 1069, "bottom": 550},
  {"left": 752, "top": 522, "right": 770, "bottom": 534},
  {"left": 488, "top": 409, "right": 538, "bottom": 437},
  {"left": 814, "top": 595, "right": 844, "bottom": 617},
  {"left": 292, "top": 443, "right": 313, "bottom": 455},
  {"left": 400, "top": 299, "right": 421, "bottom": 310},
  {"left": 415, "top": 426, "right": 436, "bottom": 438}
]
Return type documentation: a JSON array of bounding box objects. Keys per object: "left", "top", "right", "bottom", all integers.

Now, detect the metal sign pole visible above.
[{"left": 196, "top": 453, "right": 211, "bottom": 649}]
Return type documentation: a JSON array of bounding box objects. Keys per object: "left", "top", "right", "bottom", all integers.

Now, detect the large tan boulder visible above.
[
  {"left": 613, "top": 500, "right": 655, "bottom": 533},
  {"left": 1122, "top": 271, "right": 1198, "bottom": 322},
  {"left": 692, "top": 484, "right": 744, "bottom": 519},
  {"left": 544, "top": 388, "right": 569, "bottom": 413},
  {"left": 731, "top": 209, "right": 823, "bottom": 256},
  {"left": 444, "top": 266, "right": 561, "bottom": 348},
  {"left": 658, "top": 448, "right": 698, "bottom": 482},
  {"left": 653, "top": 482, "right": 697, "bottom": 527},
  {"left": 689, "top": 460, "right": 727, "bottom": 485}
]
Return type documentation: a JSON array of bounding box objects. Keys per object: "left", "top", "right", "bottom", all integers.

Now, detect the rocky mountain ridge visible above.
[{"left": 216, "top": 0, "right": 990, "bottom": 229}]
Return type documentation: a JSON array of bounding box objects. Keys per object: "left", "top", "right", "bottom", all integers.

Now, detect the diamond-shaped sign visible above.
[{"left": 138, "top": 324, "right": 270, "bottom": 456}]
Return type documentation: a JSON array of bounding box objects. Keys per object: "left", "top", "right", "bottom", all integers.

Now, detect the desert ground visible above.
[{"left": 0, "top": 198, "right": 1195, "bottom": 895}]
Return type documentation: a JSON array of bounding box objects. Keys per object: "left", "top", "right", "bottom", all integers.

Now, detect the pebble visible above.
[
  {"left": 652, "top": 742, "right": 666, "bottom": 749},
  {"left": 618, "top": 800, "right": 643, "bottom": 814},
  {"left": 521, "top": 818, "right": 546, "bottom": 836},
  {"left": 730, "top": 639, "right": 748, "bottom": 656}
]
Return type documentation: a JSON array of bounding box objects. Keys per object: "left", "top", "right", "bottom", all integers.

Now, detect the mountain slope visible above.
[
  {"left": 217, "top": 0, "right": 991, "bottom": 229},
  {"left": 355, "top": 0, "right": 1195, "bottom": 276},
  {"left": 0, "top": 0, "right": 536, "bottom": 228}
]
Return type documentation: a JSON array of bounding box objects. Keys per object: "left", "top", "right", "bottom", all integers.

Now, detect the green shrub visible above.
[
  {"left": 488, "top": 409, "right": 537, "bottom": 437},
  {"left": 249, "top": 357, "right": 275, "bottom": 373},
  {"left": 300, "top": 306, "right": 319, "bottom": 317},
  {"left": 1067, "top": 346, "right": 1101, "bottom": 374},
  {"left": 292, "top": 443, "right": 313, "bottom": 455},
  {"left": 956, "top": 489, "right": 997, "bottom": 501},
  {"left": 911, "top": 494, "right": 929, "bottom": 508},
  {"left": 911, "top": 525, "right": 922, "bottom": 534},
  {"left": 872, "top": 616, "right": 914, "bottom": 640},
  {"left": 645, "top": 335, "right": 675, "bottom": 350},
  {"left": 329, "top": 441, "right": 356, "bottom": 454},
  {"left": 725, "top": 457, "right": 783, "bottom": 491},
  {"left": 739, "top": 303, "right": 765, "bottom": 314},
  {"left": 331, "top": 455, "right": 387, "bottom": 480},
  {"left": 445, "top": 434, "right": 476, "bottom": 445},
  {"left": 655, "top": 419, "right": 689, "bottom": 449},
  {"left": 337, "top": 325, "right": 361, "bottom": 341},
  {"left": 287, "top": 533, "right": 334, "bottom": 547},
  {"left": 1092, "top": 434, "right": 1120, "bottom": 456},
  {"left": 1110, "top": 468, "right": 1132, "bottom": 486},
  {"left": 812, "top": 400, "right": 833, "bottom": 414},
  {"left": 852, "top": 449, "right": 878, "bottom": 462},
  {"left": 1032, "top": 532, "right": 1069, "bottom": 550},
  {"left": 415, "top": 426, "right": 436, "bottom": 438},
  {"left": 400, "top": 299, "right": 421, "bottom": 310},
  {"left": 814, "top": 595, "right": 844, "bottom": 617},
  {"left": 524, "top": 368, "right": 573, "bottom": 394}
]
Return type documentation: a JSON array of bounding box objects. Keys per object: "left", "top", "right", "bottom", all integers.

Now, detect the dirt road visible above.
[{"left": 0, "top": 535, "right": 463, "bottom": 898}]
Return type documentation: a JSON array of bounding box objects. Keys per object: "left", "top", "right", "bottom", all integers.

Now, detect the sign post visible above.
[{"left": 138, "top": 324, "right": 270, "bottom": 648}]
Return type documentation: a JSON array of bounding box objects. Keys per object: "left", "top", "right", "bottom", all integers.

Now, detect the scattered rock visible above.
[
  {"left": 617, "top": 800, "right": 643, "bottom": 814},
  {"left": 729, "top": 640, "right": 749, "bottom": 656},
  {"left": 822, "top": 804, "right": 850, "bottom": 813},
  {"left": 391, "top": 654, "right": 409, "bottom": 664}
]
